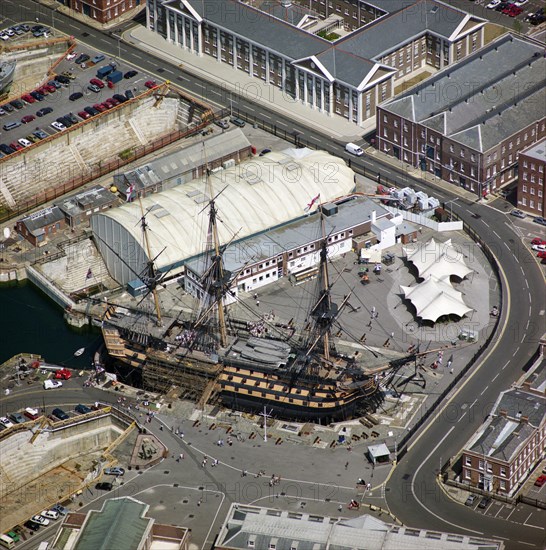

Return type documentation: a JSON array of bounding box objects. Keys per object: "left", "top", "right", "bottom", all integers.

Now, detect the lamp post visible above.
[
  {"left": 444, "top": 198, "right": 459, "bottom": 220},
  {"left": 111, "top": 33, "right": 122, "bottom": 61}
]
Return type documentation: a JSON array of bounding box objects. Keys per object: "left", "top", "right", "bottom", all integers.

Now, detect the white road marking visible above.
[
  {"left": 410, "top": 426, "right": 483, "bottom": 534},
  {"left": 480, "top": 386, "right": 489, "bottom": 395},
  {"left": 482, "top": 221, "right": 490, "bottom": 227},
  {"left": 501, "top": 361, "right": 509, "bottom": 370},
  {"left": 162, "top": 68, "right": 174, "bottom": 74},
  {"left": 492, "top": 372, "right": 500, "bottom": 382},
  {"left": 512, "top": 348, "right": 519, "bottom": 357},
  {"left": 493, "top": 231, "right": 501, "bottom": 238}
]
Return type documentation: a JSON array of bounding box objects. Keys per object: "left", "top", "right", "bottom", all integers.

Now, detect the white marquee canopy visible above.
[
  {"left": 400, "top": 275, "right": 473, "bottom": 323},
  {"left": 403, "top": 238, "right": 472, "bottom": 280}
]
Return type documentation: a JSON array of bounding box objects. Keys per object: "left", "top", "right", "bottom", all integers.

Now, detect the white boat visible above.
[{"left": 74, "top": 348, "right": 85, "bottom": 357}]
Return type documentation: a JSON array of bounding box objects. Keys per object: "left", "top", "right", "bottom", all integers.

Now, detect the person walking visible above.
[{"left": 345, "top": 461, "right": 349, "bottom": 470}]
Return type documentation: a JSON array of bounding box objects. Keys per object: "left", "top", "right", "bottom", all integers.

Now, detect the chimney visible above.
[{"left": 371, "top": 210, "right": 377, "bottom": 223}]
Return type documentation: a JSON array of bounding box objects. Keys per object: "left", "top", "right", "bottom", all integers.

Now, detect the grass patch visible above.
[
  {"left": 394, "top": 71, "right": 432, "bottom": 95},
  {"left": 318, "top": 30, "right": 340, "bottom": 41},
  {"left": 118, "top": 148, "right": 134, "bottom": 161}
]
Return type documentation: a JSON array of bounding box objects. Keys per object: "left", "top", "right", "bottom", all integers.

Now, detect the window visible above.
[
  {"left": 523, "top": 185, "right": 527, "bottom": 192},
  {"left": 478, "top": 460, "right": 484, "bottom": 471},
  {"left": 500, "top": 480, "right": 506, "bottom": 490},
  {"left": 465, "top": 469, "right": 471, "bottom": 479},
  {"left": 465, "top": 456, "right": 472, "bottom": 466}
]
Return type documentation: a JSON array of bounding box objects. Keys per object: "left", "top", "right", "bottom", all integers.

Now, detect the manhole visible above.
[
  {"left": 189, "top": 514, "right": 194, "bottom": 518},
  {"left": 183, "top": 499, "right": 188, "bottom": 504}
]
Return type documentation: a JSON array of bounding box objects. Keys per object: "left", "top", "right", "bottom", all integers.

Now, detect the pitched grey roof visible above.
[
  {"left": 313, "top": 48, "right": 378, "bottom": 87},
  {"left": 55, "top": 185, "right": 118, "bottom": 218},
  {"left": 254, "top": 0, "right": 314, "bottom": 27},
  {"left": 493, "top": 388, "right": 545, "bottom": 427},
  {"left": 383, "top": 34, "right": 545, "bottom": 152},
  {"left": 521, "top": 139, "right": 546, "bottom": 163},
  {"left": 338, "top": 0, "right": 475, "bottom": 61},
  {"left": 20, "top": 206, "right": 65, "bottom": 234}
]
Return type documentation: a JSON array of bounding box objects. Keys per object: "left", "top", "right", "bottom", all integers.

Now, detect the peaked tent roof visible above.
[
  {"left": 400, "top": 275, "right": 472, "bottom": 322},
  {"left": 403, "top": 237, "right": 472, "bottom": 280}
]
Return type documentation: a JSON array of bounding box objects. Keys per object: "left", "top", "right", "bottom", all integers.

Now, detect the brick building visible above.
[
  {"left": 16, "top": 206, "right": 66, "bottom": 246},
  {"left": 377, "top": 34, "right": 546, "bottom": 197},
  {"left": 517, "top": 139, "right": 545, "bottom": 217},
  {"left": 147, "top": 0, "right": 484, "bottom": 126},
  {"left": 59, "top": 0, "right": 143, "bottom": 24}
]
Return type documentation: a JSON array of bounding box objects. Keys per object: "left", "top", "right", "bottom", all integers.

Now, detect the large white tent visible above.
[
  {"left": 403, "top": 238, "right": 472, "bottom": 280},
  {"left": 400, "top": 275, "right": 473, "bottom": 323},
  {"left": 91, "top": 148, "right": 356, "bottom": 285}
]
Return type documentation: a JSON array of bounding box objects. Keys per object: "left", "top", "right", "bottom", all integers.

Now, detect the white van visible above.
[
  {"left": 38, "top": 543, "right": 50, "bottom": 550},
  {"left": 0, "top": 534, "right": 15, "bottom": 548},
  {"left": 345, "top": 142, "right": 364, "bottom": 156},
  {"left": 44, "top": 379, "right": 63, "bottom": 390}
]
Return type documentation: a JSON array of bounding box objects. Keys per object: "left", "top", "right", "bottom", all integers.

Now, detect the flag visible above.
[
  {"left": 86, "top": 268, "right": 93, "bottom": 279},
  {"left": 126, "top": 184, "right": 135, "bottom": 202},
  {"left": 304, "top": 193, "right": 320, "bottom": 212}
]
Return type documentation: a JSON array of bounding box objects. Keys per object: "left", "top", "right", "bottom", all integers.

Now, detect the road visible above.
[{"left": 3, "top": 2, "right": 546, "bottom": 547}]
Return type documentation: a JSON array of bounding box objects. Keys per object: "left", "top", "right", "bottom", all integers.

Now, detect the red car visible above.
[
  {"left": 537, "top": 251, "right": 546, "bottom": 260},
  {"left": 21, "top": 114, "right": 36, "bottom": 124},
  {"left": 107, "top": 97, "right": 119, "bottom": 106},
  {"left": 89, "top": 78, "right": 105, "bottom": 89},
  {"left": 144, "top": 80, "right": 158, "bottom": 89},
  {"left": 534, "top": 475, "right": 546, "bottom": 487},
  {"left": 102, "top": 101, "right": 114, "bottom": 109},
  {"left": 531, "top": 238, "right": 546, "bottom": 246},
  {"left": 508, "top": 5, "right": 523, "bottom": 16},
  {"left": 78, "top": 110, "right": 91, "bottom": 120},
  {"left": 93, "top": 103, "right": 107, "bottom": 113},
  {"left": 21, "top": 94, "right": 36, "bottom": 103},
  {"left": 43, "top": 84, "right": 57, "bottom": 93},
  {"left": 9, "top": 142, "right": 23, "bottom": 151}
]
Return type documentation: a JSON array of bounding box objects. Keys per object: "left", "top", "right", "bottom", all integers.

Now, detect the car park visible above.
[
  {"left": 43, "top": 379, "right": 62, "bottom": 390},
  {"left": 533, "top": 217, "right": 546, "bottom": 226},
  {"left": 21, "top": 115, "right": 36, "bottom": 124},
  {"left": 69, "top": 92, "right": 83, "bottom": 101},
  {"left": 18, "top": 138, "right": 32, "bottom": 148},
  {"left": 0, "top": 416, "right": 14, "bottom": 428},
  {"left": 84, "top": 106, "right": 99, "bottom": 116},
  {"left": 33, "top": 129, "right": 48, "bottom": 140},
  {"left": 465, "top": 494, "right": 478, "bottom": 506},
  {"left": 124, "top": 70, "right": 138, "bottom": 79},
  {"left": 41, "top": 509, "right": 59, "bottom": 520},
  {"left": 24, "top": 520, "right": 40, "bottom": 531},
  {"left": 51, "top": 408, "right": 69, "bottom": 420},
  {"left": 90, "top": 78, "right": 105, "bottom": 89},
  {"left": 510, "top": 209, "right": 526, "bottom": 219},
  {"left": 75, "top": 404, "right": 92, "bottom": 414},
  {"left": 9, "top": 412, "right": 25, "bottom": 424},
  {"left": 95, "top": 482, "right": 113, "bottom": 491},
  {"left": 230, "top": 116, "right": 246, "bottom": 127},
  {"left": 144, "top": 80, "right": 158, "bottom": 89},
  {"left": 478, "top": 496, "right": 492, "bottom": 509},
  {"left": 104, "top": 467, "right": 125, "bottom": 476},
  {"left": 214, "top": 119, "right": 229, "bottom": 129},
  {"left": 36, "top": 107, "right": 53, "bottom": 117},
  {"left": 75, "top": 54, "right": 90, "bottom": 64}
]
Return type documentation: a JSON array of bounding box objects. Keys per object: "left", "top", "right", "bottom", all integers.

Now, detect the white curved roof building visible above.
[{"left": 91, "top": 148, "right": 355, "bottom": 285}]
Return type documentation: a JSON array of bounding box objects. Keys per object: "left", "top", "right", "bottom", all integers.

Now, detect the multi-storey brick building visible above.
[
  {"left": 63, "top": 0, "right": 143, "bottom": 24},
  {"left": 517, "top": 139, "right": 545, "bottom": 217},
  {"left": 147, "top": 0, "right": 484, "bottom": 126},
  {"left": 377, "top": 34, "right": 546, "bottom": 197},
  {"left": 461, "top": 346, "right": 546, "bottom": 496}
]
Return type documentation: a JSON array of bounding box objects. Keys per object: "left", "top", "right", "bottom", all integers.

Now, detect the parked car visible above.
[
  {"left": 125, "top": 90, "right": 134, "bottom": 100},
  {"left": 84, "top": 106, "right": 100, "bottom": 116},
  {"left": 75, "top": 404, "right": 92, "bottom": 414},
  {"left": 52, "top": 504, "right": 69, "bottom": 516},
  {"left": 36, "top": 107, "right": 53, "bottom": 117},
  {"left": 105, "top": 97, "right": 119, "bottom": 107},
  {"left": 33, "top": 129, "right": 48, "bottom": 140},
  {"left": 30, "top": 91, "right": 45, "bottom": 101},
  {"left": 534, "top": 474, "right": 546, "bottom": 487},
  {"left": 41, "top": 509, "right": 59, "bottom": 520},
  {"left": 87, "top": 84, "right": 101, "bottom": 93},
  {"left": 531, "top": 238, "right": 546, "bottom": 246},
  {"left": 510, "top": 209, "right": 526, "bottom": 219},
  {"left": 78, "top": 110, "right": 91, "bottom": 119},
  {"left": 55, "top": 75, "right": 70, "bottom": 85},
  {"left": 75, "top": 53, "right": 90, "bottom": 64},
  {"left": 93, "top": 103, "right": 107, "bottom": 113},
  {"left": 214, "top": 119, "right": 229, "bottom": 129},
  {"left": 51, "top": 407, "right": 69, "bottom": 420},
  {"left": 8, "top": 142, "right": 23, "bottom": 151},
  {"left": 9, "top": 412, "right": 25, "bottom": 424},
  {"left": 51, "top": 121, "right": 66, "bottom": 131},
  {"left": 21, "top": 114, "right": 36, "bottom": 124},
  {"left": 69, "top": 92, "right": 83, "bottom": 101},
  {"left": 478, "top": 496, "right": 492, "bottom": 509},
  {"left": 62, "top": 71, "right": 76, "bottom": 80},
  {"left": 10, "top": 99, "right": 24, "bottom": 109},
  {"left": 495, "top": 1, "right": 511, "bottom": 10},
  {"left": 43, "top": 84, "right": 57, "bottom": 93},
  {"left": 144, "top": 80, "right": 157, "bottom": 89},
  {"left": 65, "top": 113, "right": 79, "bottom": 124},
  {"left": 259, "top": 148, "right": 272, "bottom": 156},
  {"left": 537, "top": 251, "right": 546, "bottom": 260},
  {"left": 95, "top": 482, "right": 113, "bottom": 491},
  {"left": 21, "top": 93, "right": 36, "bottom": 104},
  {"left": 18, "top": 138, "right": 32, "bottom": 148},
  {"left": 5, "top": 531, "right": 19, "bottom": 542},
  {"left": 57, "top": 116, "right": 73, "bottom": 128},
  {"left": 533, "top": 216, "right": 546, "bottom": 226},
  {"left": 90, "top": 77, "right": 105, "bottom": 89},
  {"left": 465, "top": 494, "right": 478, "bottom": 506},
  {"left": 0, "top": 143, "right": 15, "bottom": 155},
  {"left": 104, "top": 467, "right": 125, "bottom": 476},
  {"left": 124, "top": 70, "right": 138, "bottom": 79},
  {"left": 31, "top": 515, "right": 50, "bottom": 526},
  {"left": 24, "top": 520, "right": 40, "bottom": 531},
  {"left": 486, "top": 0, "right": 502, "bottom": 8},
  {"left": 532, "top": 244, "right": 546, "bottom": 252},
  {"left": 44, "top": 379, "right": 63, "bottom": 390},
  {"left": 2, "top": 103, "right": 14, "bottom": 112},
  {"left": 91, "top": 54, "right": 106, "bottom": 64},
  {"left": 230, "top": 116, "right": 246, "bottom": 127},
  {"left": 0, "top": 416, "right": 14, "bottom": 428},
  {"left": 48, "top": 80, "right": 62, "bottom": 89},
  {"left": 26, "top": 134, "right": 39, "bottom": 144}
]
